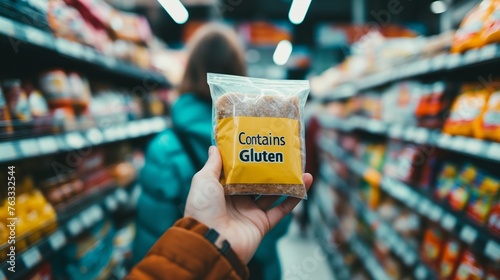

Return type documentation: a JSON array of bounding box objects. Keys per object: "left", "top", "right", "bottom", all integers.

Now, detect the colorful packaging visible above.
[
  {"left": 440, "top": 239, "right": 463, "bottom": 279},
  {"left": 435, "top": 163, "right": 460, "bottom": 200},
  {"left": 449, "top": 164, "right": 478, "bottom": 211},
  {"left": 421, "top": 226, "right": 445, "bottom": 271},
  {"left": 480, "top": 90, "right": 500, "bottom": 141},
  {"left": 443, "top": 84, "right": 490, "bottom": 137},
  {"left": 0, "top": 87, "right": 13, "bottom": 136},
  {"left": 466, "top": 175, "right": 500, "bottom": 223},
  {"left": 482, "top": 0, "right": 500, "bottom": 45},
  {"left": 208, "top": 73, "right": 309, "bottom": 198},
  {"left": 39, "top": 69, "right": 72, "bottom": 107},
  {"left": 487, "top": 201, "right": 500, "bottom": 235},
  {"left": 451, "top": 0, "right": 494, "bottom": 53},
  {"left": 454, "top": 250, "right": 485, "bottom": 280}
]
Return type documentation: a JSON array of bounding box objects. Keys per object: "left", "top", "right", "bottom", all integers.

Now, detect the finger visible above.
[
  {"left": 265, "top": 173, "right": 313, "bottom": 229},
  {"left": 198, "top": 146, "right": 222, "bottom": 178}
]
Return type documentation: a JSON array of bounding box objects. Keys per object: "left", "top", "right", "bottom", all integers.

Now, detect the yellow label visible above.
[{"left": 216, "top": 116, "right": 302, "bottom": 185}]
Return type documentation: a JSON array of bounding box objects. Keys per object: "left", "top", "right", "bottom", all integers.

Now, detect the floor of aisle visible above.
[{"left": 277, "top": 219, "right": 335, "bottom": 280}]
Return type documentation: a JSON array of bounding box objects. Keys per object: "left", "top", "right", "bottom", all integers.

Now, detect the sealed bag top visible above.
[{"left": 208, "top": 73, "right": 310, "bottom": 199}]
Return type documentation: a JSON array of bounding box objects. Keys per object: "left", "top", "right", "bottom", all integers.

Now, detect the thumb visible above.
[{"left": 199, "top": 146, "right": 222, "bottom": 178}]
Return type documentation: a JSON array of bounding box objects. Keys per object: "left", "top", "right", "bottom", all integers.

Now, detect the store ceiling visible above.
[{"left": 114, "top": 0, "right": 444, "bottom": 44}]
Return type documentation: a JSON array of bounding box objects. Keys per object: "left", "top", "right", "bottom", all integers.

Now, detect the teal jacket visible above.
[
  {"left": 131, "top": 93, "right": 211, "bottom": 264},
  {"left": 131, "top": 93, "right": 291, "bottom": 280}
]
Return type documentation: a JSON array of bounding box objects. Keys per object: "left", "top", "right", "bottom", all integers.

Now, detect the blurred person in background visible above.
[{"left": 132, "top": 23, "right": 291, "bottom": 280}]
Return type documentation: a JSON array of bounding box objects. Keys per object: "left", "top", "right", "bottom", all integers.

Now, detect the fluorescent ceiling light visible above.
[
  {"left": 288, "top": 0, "right": 312, "bottom": 24},
  {"left": 273, "top": 40, "right": 293, "bottom": 66},
  {"left": 158, "top": 0, "right": 189, "bottom": 24},
  {"left": 430, "top": 1, "right": 447, "bottom": 14}
]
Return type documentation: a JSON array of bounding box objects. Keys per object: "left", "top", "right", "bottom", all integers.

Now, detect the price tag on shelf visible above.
[
  {"left": 446, "top": 54, "right": 462, "bottom": 68},
  {"left": 85, "top": 128, "right": 104, "bottom": 145},
  {"left": 103, "top": 127, "right": 117, "bottom": 141},
  {"left": 127, "top": 121, "right": 141, "bottom": 137},
  {"left": 0, "top": 142, "right": 17, "bottom": 161},
  {"left": 466, "top": 138, "right": 484, "bottom": 154},
  {"left": 102, "top": 56, "right": 118, "bottom": 68},
  {"left": 83, "top": 47, "right": 97, "bottom": 62},
  {"left": 88, "top": 205, "right": 104, "bottom": 222},
  {"left": 67, "top": 218, "right": 83, "bottom": 236},
  {"left": 25, "top": 27, "right": 47, "bottom": 46},
  {"left": 414, "top": 128, "right": 429, "bottom": 144},
  {"left": 464, "top": 49, "right": 480, "bottom": 64},
  {"left": 441, "top": 214, "right": 457, "bottom": 231},
  {"left": 484, "top": 241, "right": 500, "bottom": 262},
  {"left": 0, "top": 17, "right": 16, "bottom": 37},
  {"left": 451, "top": 136, "right": 468, "bottom": 151},
  {"left": 38, "top": 136, "right": 58, "bottom": 154},
  {"left": 479, "top": 44, "right": 497, "bottom": 61},
  {"left": 418, "top": 199, "right": 431, "bottom": 215},
  {"left": 403, "top": 253, "right": 417, "bottom": 267},
  {"left": 414, "top": 265, "right": 428, "bottom": 280},
  {"left": 428, "top": 205, "right": 443, "bottom": 222},
  {"left": 389, "top": 124, "right": 404, "bottom": 139},
  {"left": 18, "top": 139, "right": 40, "bottom": 157},
  {"left": 116, "top": 189, "right": 128, "bottom": 204},
  {"left": 437, "top": 133, "right": 453, "bottom": 148},
  {"left": 487, "top": 143, "right": 500, "bottom": 161},
  {"left": 431, "top": 54, "right": 447, "bottom": 70},
  {"left": 406, "top": 192, "right": 420, "bottom": 209},
  {"left": 55, "top": 38, "right": 83, "bottom": 58},
  {"left": 48, "top": 230, "right": 67, "bottom": 250},
  {"left": 105, "top": 196, "right": 118, "bottom": 211},
  {"left": 22, "top": 248, "right": 42, "bottom": 269},
  {"left": 65, "top": 132, "right": 86, "bottom": 149},
  {"left": 394, "top": 242, "right": 406, "bottom": 257},
  {"left": 460, "top": 225, "right": 478, "bottom": 244},
  {"left": 404, "top": 127, "right": 416, "bottom": 141},
  {"left": 80, "top": 209, "right": 94, "bottom": 228}
]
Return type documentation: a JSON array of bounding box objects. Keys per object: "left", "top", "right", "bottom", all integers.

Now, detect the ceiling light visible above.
[
  {"left": 288, "top": 0, "right": 312, "bottom": 25},
  {"left": 158, "top": 0, "right": 189, "bottom": 24},
  {"left": 431, "top": 1, "right": 447, "bottom": 14},
  {"left": 273, "top": 40, "right": 293, "bottom": 66}
]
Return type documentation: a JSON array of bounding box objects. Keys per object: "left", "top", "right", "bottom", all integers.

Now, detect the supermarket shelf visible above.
[
  {"left": 0, "top": 16, "right": 170, "bottom": 87},
  {"left": 0, "top": 117, "right": 170, "bottom": 163},
  {"left": 322, "top": 44, "right": 500, "bottom": 101},
  {"left": 318, "top": 114, "right": 500, "bottom": 163},
  {"left": 320, "top": 139, "right": 500, "bottom": 264},
  {"left": 320, "top": 165, "right": 436, "bottom": 280},
  {"left": 0, "top": 187, "right": 129, "bottom": 280},
  {"left": 349, "top": 236, "right": 392, "bottom": 280}
]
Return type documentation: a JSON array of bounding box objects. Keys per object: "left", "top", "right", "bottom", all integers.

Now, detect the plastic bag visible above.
[{"left": 207, "top": 73, "right": 310, "bottom": 199}]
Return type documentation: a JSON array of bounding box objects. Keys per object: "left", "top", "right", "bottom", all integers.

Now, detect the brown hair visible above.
[{"left": 178, "top": 23, "right": 246, "bottom": 100}]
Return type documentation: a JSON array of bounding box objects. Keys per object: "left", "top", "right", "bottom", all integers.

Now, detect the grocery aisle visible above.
[{"left": 278, "top": 219, "right": 335, "bottom": 280}]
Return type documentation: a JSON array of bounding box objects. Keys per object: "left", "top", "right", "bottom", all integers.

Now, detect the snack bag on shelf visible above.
[
  {"left": 435, "top": 163, "right": 460, "bottom": 200},
  {"left": 482, "top": 0, "right": 500, "bottom": 45},
  {"left": 487, "top": 200, "right": 500, "bottom": 235},
  {"left": 451, "top": 0, "right": 494, "bottom": 53},
  {"left": 421, "top": 225, "right": 445, "bottom": 271},
  {"left": 0, "top": 86, "right": 13, "bottom": 136},
  {"left": 448, "top": 164, "right": 478, "bottom": 211},
  {"left": 479, "top": 89, "right": 500, "bottom": 142},
  {"left": 466, "top": 174, "right": 500, "bottom": 224},
  {"left": 439, "top": 238, "right": 463, "bottom": 279},
  {"left": 443, "top": 84, "right": 489, "bottom": 137},
  {"left": 454, "top": 250, "right": 486, "bottom": 280},
  {"left": 208, "top": 73, "right": 309, "bottom": 198}
]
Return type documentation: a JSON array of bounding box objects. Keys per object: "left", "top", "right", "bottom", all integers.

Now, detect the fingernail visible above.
[{"left": 208, "top": 146, "right": 215, "bottom": 156}]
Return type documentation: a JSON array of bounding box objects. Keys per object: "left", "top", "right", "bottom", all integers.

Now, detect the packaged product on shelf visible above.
[
  {"left": 466, "top": 174, "right": 500, "bottom": 224},
  {"left": 448, "top": 164, "right": 478, "bottom": 211},
  {"left": 421, "top": 225, "right": 445, "bottom": 271},
  {"left": 39, "top": 69, "right": 73, "bottom": 107},
  {"left": 454, "top": 250, "right": 486, "bottom": 280},
  {"left": 435, "top": 162, "right": 460, "bottom": 200},
  {"left": 416, "top": 81, "right": 450, "bottom": 128},
  {"left": 0, "top": 86, "right": 13, "bottom": 136},
  {"left": 419, "top": 152, "right": 442, "bottom": 191},
  {"left": 68, "top": 72, "right": 92, "bottom": 111},
  {"left": 381, "top": 81, "right": 422, "bottom": 125},
  {"left": 439, "top": 238, "right": 463, "bottom": 279},
  {"left": 479, "top": 88, "right": 500, "bottom": 142},
  {"left": 487, "top": 201, "right": 500, "bottom": 235},
  {"left": 377, "top": 198, "right": 401, "bottom": 223},
  {"left": 25, "top": 262, "right": 54, "bottom": 280},
  {"left": 53, "top": 220, "right": 115, "bottom": 279},
  {"left": 393, "top": 211, "right": 421, "bottom": 248},
  {"left": 443, "top": 84, "right": 490, "bottom": 137},
  {"left": 24, "top": 81, "right": 52, "bottom": 134},
  {"left": 2, "top": 79, "right": 32, "bottom": 129},
  {"left": 451, "top": 0, "right": 494, "bottom": 53},
  {"left": 382, "top": 140, "right": 404, "bottom": 180},
  {"left": 482, "top": 0, "right": 500, "bottom": 45},
  {"left": 208, "top": 73, "right": 309, "bottom": 198},
  {"left": 393, "top": 144, "right": 428, "bottom": 185},
  {"left": 47, "top": 0, "right": 93, "bottom": 44}
]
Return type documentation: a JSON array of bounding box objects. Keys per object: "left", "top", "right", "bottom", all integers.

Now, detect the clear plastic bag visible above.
[{"left": 208, "top": 73, "right": 310, "bottom": 199}]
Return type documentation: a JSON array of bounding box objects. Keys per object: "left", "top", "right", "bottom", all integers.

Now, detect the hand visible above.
[{"left": 184, "top": 146, "right": 313, "bottom": 263}]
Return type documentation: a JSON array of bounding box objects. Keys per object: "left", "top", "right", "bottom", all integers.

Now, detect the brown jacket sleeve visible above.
[{"left": 127, "top": 217, "right": 249, "bottom": 280}]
